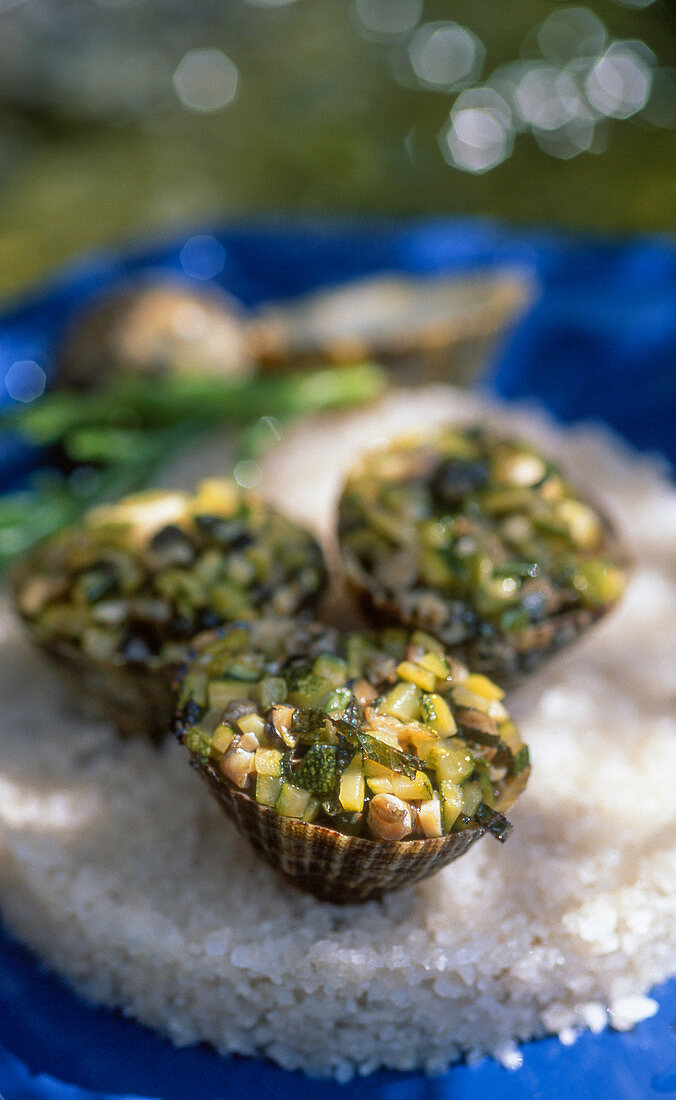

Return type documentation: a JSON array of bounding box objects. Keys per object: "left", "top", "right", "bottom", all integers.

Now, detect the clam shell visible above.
[
  {"left": 246, "top": 271, "right": 533, "bottom": 384},
  {"left": 190, "top": 755, "right": 529, "bottom": 905},
  {"left": 58, "top": 279, "right": 253, "bottom": 389},
  {"left": 27, "top": 634, "right": 177, "bottom": 742},
  {"left": 10, "top": 483, "right": 328, "bottom": 742},
  {"left": 337, "top": 428, "right": 631, "bottom": 687},
  {"left": 341, "top": 547, "right": 613, "bottom": 686}
]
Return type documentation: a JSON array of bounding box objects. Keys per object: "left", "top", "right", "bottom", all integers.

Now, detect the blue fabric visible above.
[
  {"left": 0, "top": 220, "right": 674, "bottom": 1099},
  {"left": 0, "top": 219, "right": 674, "bottom": 489}
]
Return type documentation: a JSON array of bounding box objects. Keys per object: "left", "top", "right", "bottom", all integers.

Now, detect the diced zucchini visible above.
[
  {"left": 417, "top": 651, "right": 451, "bottom": 680},
  {"left": 258, "top": 676, "right": 287, "bottom": 710},
  {"left": 254, "top": 747, "right": 283, "bottom": 776},
  {"left": 463, "top": 674, "right": 505, "bottom": 701},
  {"left": 312, "top": 653, "right": 349, "bottom": 688},
  {"left": 439, "top": 779, "right": 463, "bottom": 832},
  {"left": 434, "top": 744, "right": 474, "bottom": 783},
  {"left": 410, "top": 630, "right": 444, "bottom": 653},
  {"left": 276, "top": 781, "right": 312, "bottom": 818},
  {"left": 184, "top": 726, "right": 212, "bottom": 758},
  {"left": 376, "top": 682, "right": 422, "bottom": 722},
  {"left": 256, "top": 774, "right": 283, "bottom": 807},
  {"left": 396, "top": 661, "right": 437, "bottom": 692},
  {"left": 418, "top": 796, "right": 443, "bottom": 838},
  {"left": 207, "top": 680, "right": 252, "bottom": 710},
  {"left": 339, "top": 752, "right": 365, "bottom": 812},
  {"left": 287, "top": 674, "right": 332, "bottom": 709},
  {"left": 421, "top": 692, "right": 457, "bottom": 735},
  {"left": 237, "top": 713, "right": 266, "bottom": 738},
  {"left": 477, "top": 771, "right": 496, "bottom": 807},
  {"left": 185, "top": 708, "right": 224, "bottom": 758},
  {"left": 303, "top": 797, "right": 320, "bottom": 824},
  {"left": 345, "top": 634, "right": 374, "bottom": 679},
  {"left": 295, "top": 743, "right": 341, "bottom": 797},
  {"left": 223, "top": 653, "right": 266, "bottom": 681},
  {"left": 323, "top": 686, "right": 354, "bottom": 717},
  {"left": 461, "top": 781, "right": 482, "bottom": 818}
]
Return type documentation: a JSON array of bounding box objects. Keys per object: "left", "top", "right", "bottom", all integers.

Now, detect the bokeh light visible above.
[
  {"left": 4, "top": 360, "right": 46, "bottom": 403},
  {"left": 409, "top": 22, "right": 485, "bottom": 92},
  {"left": 353, "top": 0, "right": 422, "bottom": 40},
  {"left": 440, "top": 89, "right": 513, "bottom": 173},
  {"left": 585, "top": 42, "right": 653, "bottom": 118},
  {"left": 179, "top": 236, "right": 227, "bottom": 280},
  {"left": 173, "top": 48, "right": 239, "bottom": 113}
]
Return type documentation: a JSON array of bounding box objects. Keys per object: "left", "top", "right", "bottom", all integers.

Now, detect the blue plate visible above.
[{"left": 1, "top": 220, "right": 675, "bottom": 1100}]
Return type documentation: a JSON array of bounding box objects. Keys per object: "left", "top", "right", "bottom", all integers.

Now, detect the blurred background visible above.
[{"left": 0, "top": 0, "right": 674, "bottom": 299}]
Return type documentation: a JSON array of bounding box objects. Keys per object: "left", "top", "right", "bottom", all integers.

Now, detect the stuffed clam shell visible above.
[
  {"left": 338, "top": 425, "right": 629, "bottom": 685},
  {"left": 57, "top": 279, "right": 253, "bottom": 389},
  {"left": 12, "top": 480, "right": 327, "bottom": 740},
  {"left": 175, "top": 619, "right": 530, "bottom": 903}
]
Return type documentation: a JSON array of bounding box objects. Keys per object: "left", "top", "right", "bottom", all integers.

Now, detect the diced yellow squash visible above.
[
  {"left": 254, "top": 747, "right": 283, "bottom": 776},
  {"left": 363, "top": 759, "right": 393, "bottom": 779},
  {"left": 391, "top": 770, "right": 434, "bottom": 801},
  {"left": 451, "top": 684, "right": 494, "bottom": 715},
  {"left": 276, "top": 781, "right": 312, "bottom": 818},
  {"left": 339, "top": 753, "right": 365, "bottom": 812},
  {"left": 365, "top": 776, "right": 394, "bottom": 796},
  {"left": 396, "top": 661, "right": 437, "bottom": 692},
  {"left": 440, "top": 779, "right": 463, "bottom": 832},
  {"left": 210, "top": 724, "right": 236, "bottom": 758},
  {"left": 418, "top": 796, "right": 443, "bottom": 838},
  {"left": 376, "top": 682, "right": 422, "bottom": 722},
  {"left": 421, "top": 692, "right": 457, "bottom": 735},
  {"left": 418, "top": 651, "right": 451, "bottom": 680},
  {"left": 463, "top": 674, "right": 505, "bottom": 701},
  {"left": 256, "top": 774, "right": 283, "bottom": 808},
  {"left": 238, "top": 713, "right": 266, "bottom": 738}
]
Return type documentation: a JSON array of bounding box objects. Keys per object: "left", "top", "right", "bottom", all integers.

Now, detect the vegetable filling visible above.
[{"left": 176, "top": 620, "right": 529, "bottom": 842}]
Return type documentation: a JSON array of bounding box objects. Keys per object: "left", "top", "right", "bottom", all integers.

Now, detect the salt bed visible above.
[{"left": 0, "top": 386, "right": 674, "bottom": 1081}]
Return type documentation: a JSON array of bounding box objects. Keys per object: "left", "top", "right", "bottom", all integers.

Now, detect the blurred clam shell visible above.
[
  {"left": 246, "top": 270, "right": 533, "bottom": 383},
  {"left": 58, "top": 279, "right": 253, "bottom": 388},
  {"left": 30, "top": 633, "right": 177, "bottom": 742},
  {"left": 191, "top": 754, "right": 529, "bottom": 905},
  {"left": 343, "top": 552, "right": 615, "bottom": 688}
]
